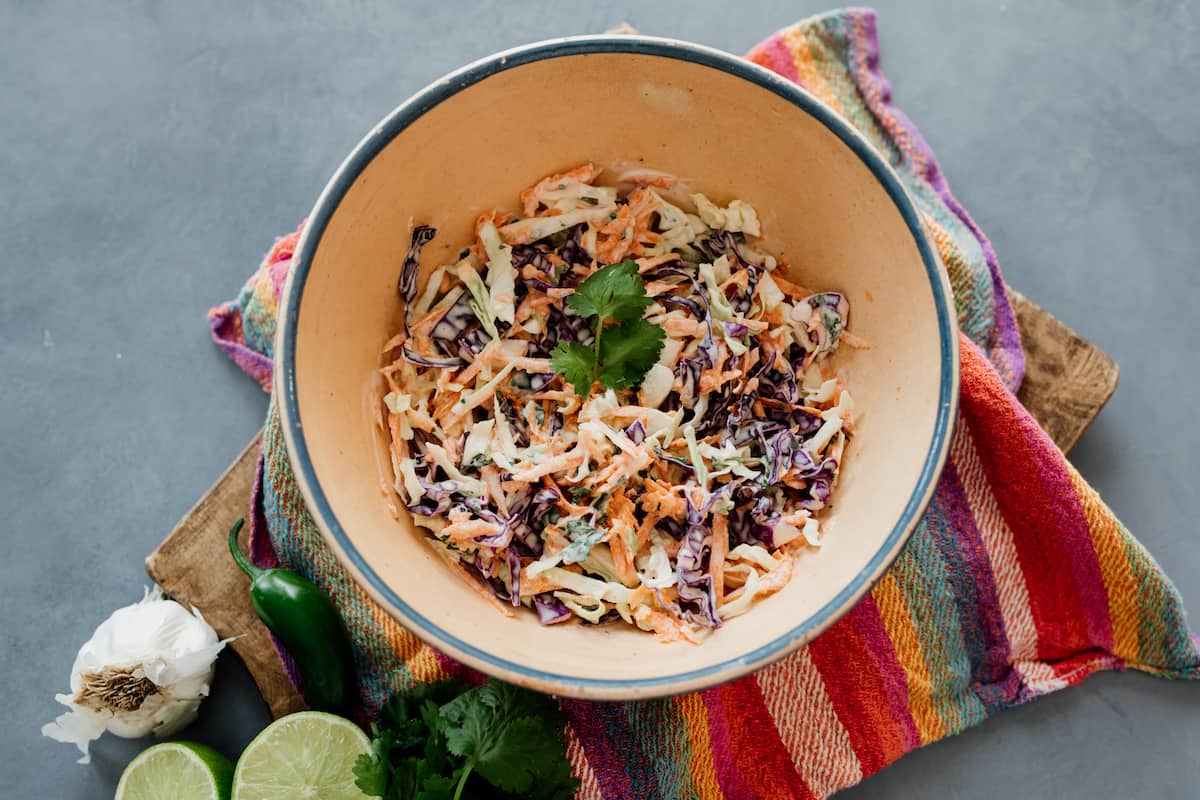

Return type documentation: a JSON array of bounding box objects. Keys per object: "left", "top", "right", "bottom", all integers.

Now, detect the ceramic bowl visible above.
[{"left": 276, "top": 35, "right": 959, "bottom": 700}]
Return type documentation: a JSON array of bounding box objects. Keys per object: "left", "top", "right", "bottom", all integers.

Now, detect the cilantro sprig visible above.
[
  {"left": 550, "top": 260, "right": 666, "bottom": 397},
  {"left": 353, "top": 679, "right": 579, "bottom": 800}
]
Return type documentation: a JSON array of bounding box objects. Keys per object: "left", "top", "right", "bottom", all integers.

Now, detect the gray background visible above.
[{"left": 3, "top": 1, "right": 1198, "bottom": 797}]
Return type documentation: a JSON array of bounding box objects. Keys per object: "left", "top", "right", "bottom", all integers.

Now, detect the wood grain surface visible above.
[
  {"left": 144, "top": 434, "right": 306, "bottom": 718},
  {"left": 145, "top": 290, "right": 1119, "bottom": 718},
  {"left": 1009, "top": 289, "right": 1119, "bottom": 453}
]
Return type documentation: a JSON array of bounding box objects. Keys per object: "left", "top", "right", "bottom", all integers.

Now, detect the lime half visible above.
[
  {"left": 116, "top": 742, "right": 233, "bottom": 800},
  {"left": 232, "top": 711, "right": 371, "bottom": 800}
]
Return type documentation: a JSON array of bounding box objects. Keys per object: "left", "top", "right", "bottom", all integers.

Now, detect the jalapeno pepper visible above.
[{"left": 227, "top": 518, "right": 354, "bottom": 714}]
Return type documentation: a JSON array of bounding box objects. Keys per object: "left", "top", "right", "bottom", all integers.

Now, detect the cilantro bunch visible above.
[
  {"left": 353, "top": 679, "right": 579, "bottom": 800},
  {"left": 550, "top": 260, "right": 666, "bottom": 397}
]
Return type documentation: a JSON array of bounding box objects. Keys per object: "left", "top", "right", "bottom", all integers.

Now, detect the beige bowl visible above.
[{"left": 276, "top": 35, "right": 959, "bottom": 700}]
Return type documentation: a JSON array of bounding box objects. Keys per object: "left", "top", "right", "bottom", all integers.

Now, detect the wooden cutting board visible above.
[{"left": 145, "top": 289, "right": 1118, "bottom": 718}]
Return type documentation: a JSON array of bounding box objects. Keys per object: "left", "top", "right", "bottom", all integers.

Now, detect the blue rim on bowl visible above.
[{"left": 276, "top": 34, "right": 960, "bottom": 699}]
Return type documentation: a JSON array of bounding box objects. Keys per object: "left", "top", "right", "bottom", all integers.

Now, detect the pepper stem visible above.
[{"left": 227, "top": 518, "right": 262, "bottom": 580}]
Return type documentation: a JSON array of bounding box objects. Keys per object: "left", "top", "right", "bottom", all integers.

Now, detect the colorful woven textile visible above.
[{"left": 209, "top": 9, "right": 1198, "bottom": 798}]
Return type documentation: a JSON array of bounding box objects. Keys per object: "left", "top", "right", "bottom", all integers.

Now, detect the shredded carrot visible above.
[
  {"left": 453, "top": 340, "right": 501, "bottom": 385},
  {"left": 739, "top": 347, "right": 762, "bottom": 378},
  {"left": 519, "top": 570, "right": 565, "bottom": 597},
  {"left": 628, "top": 585, "right": 653, "bottom": 609},
  {"left": 405, "top": 407, "right": 436, "bottom": 434},
  {"left": 636, "top": 253, "right": 682, "bottom": 273},
  {"left": 634, "top": 512, "right": 662, "bottom": 554},
  {"left": 633, "top": 605, "right": 700, "bottom": 644},
  {"left": 618, "top": 168, "right": 676, "bottom": 188},
  {"left": 624, "top": 186, "right": 662, "bottom": 256},
  {"left": 662, "top": 315, "right": 705, "bottom": 338},
  {"left": 781, "top": 473, "right": 808, "bottom": 490},
  {"left": 476, "top": 210, "right": 510, "bottom": 235},
  {"left": 431, "top": 393, "right": 459, "bottom": 424},
  {"left": 369, "top": 386, "right": 387, "bottom": 433},
  {"left": 442, "top": 362, "right": 517, "bottom": 422},
  {"left": 515, "top": 292, "right": 554, "bottom": 325},
  {"left": 594, "top": 205, "right": 635, "bottom": 264},
  {"left": 711, "top": 514, "right": 729, "bottom": 606},
  {"left": 480, "top": 466, "right": 508, "bottom": 516},
  {"left": 605, "top": 492, "right": 639, "bottom": 586},
  {"left": 386, "top": 414, "right": 408, "bottom": 457},
  {"left": 540, "top": 525, "right": 568, "bottom": 555},
  {"left": 763, "top": 305, "right": 789, "bottom": 328},
  {"left": 780, "top": 509, "right": 811, "bottom": 528},
  {"left": 501, "top": 356, "right": 553, "bottom": 372},
  {"left": 769, "top": 272, "right": 812, "bottom": 299},
  {"left": 640, "top": 479, "right": 687, "bottom": 518},
  {"left": 509, "top": 450, "right": 584, "bottom": 483},
  {"left": 720, "top": 271, "right": 749, "bottom": 293},
  {"left": 409, "top": 291, "right": 463, "bottom": 338},
  {"left": 729, "top": 316, "right": 770, "bottom": 332},
  {"left": 608, "top": 533, "right": 636, "bottom": 588},
  {"left": 519, "top": 163, "right": 602, "bottom": 216},
  {"left": 644, "top": 280, "right": 679, "bottom": 296},
  {"left": 530, "top": 390, "right": 574, "bottom": 402},
  {"left": 755, "top": 552, "right": 795, "bottom": 597},
  {"left": 443, "top": 518, "right": 502, "bottom": 542},
  {"left": 698, "top": 342, "right": 730, "bottom": 393},
  {"left": 655, "top": 586, "right": 679, "bottom": 605},
  {"left": 760, "top": 327, "right": 795, "bottom": 359}
]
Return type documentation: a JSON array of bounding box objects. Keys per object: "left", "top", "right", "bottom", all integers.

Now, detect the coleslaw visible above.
[{"left": 373, "top": 164, "right": 860, "bottom": 643}]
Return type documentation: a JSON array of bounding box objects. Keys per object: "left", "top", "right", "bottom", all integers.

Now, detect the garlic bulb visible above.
[{"left": 42, "top": 587, "right": 229, "bottom": 763}]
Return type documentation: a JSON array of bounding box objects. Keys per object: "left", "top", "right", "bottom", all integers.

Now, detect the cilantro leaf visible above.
[
  {"left": 387, "top": 756, "right": 424, "bottom": 800},
  {"left": 382, "top": 679, "right": 467, "bottom": 741},
  {"left": 419, "top": 699, "right": 453, "bottom": 773},
  {"left": 439, "top": 682, "right": 570, "bottom": 796},
  {"left": 414, "top": 771, "right": 458, "bottom": 800},
  {"left": 550, "top": 260, "right": 665, "bottom": 397},
  {"left": 597, "top": 318, "right": 666, "bottom": 391},
  {"left": 352, "top": 732, "right": 392, "bottom": 797},
  {"left": 550, "top": 341, "right": 596, "bottom": 395},
  {"left": 376, "top": 698, "right": 426, "bottom": 752},
  {"left": 480, "top": 717, "right": 565, "bottom": 792},
  {"left": 567, "top": 259, "right": 652, "bottom": 322},
  {"left": 356, "top": 680, "right": 470, "bottom": 799},
  {"left": 523, "top": 757, "right": 581, "bottom": 800},
  {"left": 411, "top": 679, "right": 471, "bottom": 711}
]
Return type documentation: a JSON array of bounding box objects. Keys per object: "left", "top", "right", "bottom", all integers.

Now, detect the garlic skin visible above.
[{"left": 42, "top": 587, "right": 229, "bottom": 763}]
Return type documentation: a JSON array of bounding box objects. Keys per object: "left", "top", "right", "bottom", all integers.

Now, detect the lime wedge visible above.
[
  {"left": 232, "top": 711, "right": 371, "bottom": 800},
  {"left": 116, "top": 742, "right": 233, "bottom": 800}
]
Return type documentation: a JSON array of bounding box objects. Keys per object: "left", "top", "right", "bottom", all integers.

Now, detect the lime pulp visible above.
[
  {"left": 115, "top": 741, "right": 234, "bottom": 800},
  {"left": 232, "top": 711, "right": 372, "bottom": 800}
]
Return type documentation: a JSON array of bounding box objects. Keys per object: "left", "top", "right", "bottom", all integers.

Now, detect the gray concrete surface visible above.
[{"left": 3, "top": 1, "right": 1198, "bottom": 797}]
